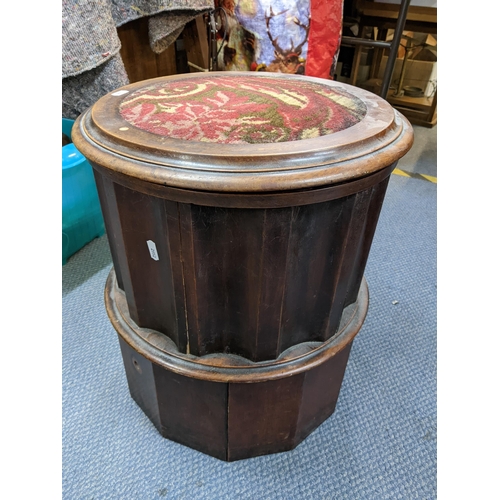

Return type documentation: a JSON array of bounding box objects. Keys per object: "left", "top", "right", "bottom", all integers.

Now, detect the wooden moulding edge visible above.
[
  {"left": 72, "top": 106, "right": 413, "bottom": 194},
  {"left": 104, "top": 269, "right": 369, "bottom": 383}
]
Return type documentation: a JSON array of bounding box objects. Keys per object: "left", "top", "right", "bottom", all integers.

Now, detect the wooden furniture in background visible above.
[
  {"left": 117, "top": 17, "right": 177, "bottom": 82},
  {"left": 117, "top": 15, "right": 210, "bottom": 82},
  {"left": 343, "top": 0, "right": 437, "bottom": 127},
  {"left": 182, "top": 15, "right": 210, "bottom": 72},
  {"left": 356, "top": 0, "right": 437, "bottom": 33},
  {"left": 342, "top": 0, "right": 412, "bottom": 100},
  {"left": 73, "top": 72, "right": 413, "bottom": 461},
  {"left": 386, "top": 90, "right": 437, "bottom": 127}
]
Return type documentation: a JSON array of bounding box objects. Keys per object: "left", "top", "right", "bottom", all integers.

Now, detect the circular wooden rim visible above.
[
  {"left": 72, "top": 72, "right": 413, "bottom": 193},
  {"left": 93, "top": 160, "right": 394, "bottom": 208},
  {"left": 89, "top": 72, "right": 392, "bottom": 163},
  {"left": 105, "top": 269, "right": 369, "bottom": 383}
]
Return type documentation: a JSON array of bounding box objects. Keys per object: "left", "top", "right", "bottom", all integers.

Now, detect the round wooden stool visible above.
[{"left": 73, "top": 72, "right": 413, "bottom": 461}]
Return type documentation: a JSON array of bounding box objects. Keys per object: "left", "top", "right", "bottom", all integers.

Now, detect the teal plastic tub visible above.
[{"left": 62, "top": 118, "right": 105, "bottom": 264}]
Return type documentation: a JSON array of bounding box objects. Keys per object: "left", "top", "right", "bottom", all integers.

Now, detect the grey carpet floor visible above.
[
  {"left": 397, "top": 125, "right": 437, "bottom": 177},
  {"left": 62, "top": 164, "right": 437, "bottom": 499}
]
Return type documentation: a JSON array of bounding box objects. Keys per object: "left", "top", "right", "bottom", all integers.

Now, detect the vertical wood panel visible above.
[
  {"left": 93, "top": 171, "right": 137, "bottom": 318},
  {"left": 295, "top": 342, "right": 353, "bottom": 445},
  {"left": 118, "top": 337, "right": 162, "bottom": 432},
  {"left": 344, "top": 174, "right": 391, "bottom": 305},
  {"left": 155, "top": 44, "right": 177, "bottom": 77},
  {"left": 154, "top": 366, "right": 228, "bottom": 461},
  {"left": 183, "top": 16, "right": 209, "bottom": 72},
  {"left": 117, "top": 17, "right": 178, "bottom": 83},
  {"left": 279, "top": 196, "right": 356, "bottom": 353},
  {"left": 93, "top": 169, "right": 125, "bottom": 290},
  {"left": 220, "top": 208, "right": 265, "bottom": 359},
  {"left": 254, "top": 208, "right": 293, "bottom": 360},
  {"left": 325, "top": 188, "right": 374, "bottom": 338},
  {"left": 118, "top": 17, "right": 159, "bottom": 83},
  {"left": 113, "top": 184, "right": 181, "bottom": 346},
  {"left": 184, "top": 205, "right": 266, "bottom": 358},
  {"left": 227, "top": 376, "right": 303, "bottom": 461},
  {"left": 177, "top": 203, "right": 201, "bottom": 355},
  {"left": 164, "top": 200, "right": 188, "bottom": 353}
]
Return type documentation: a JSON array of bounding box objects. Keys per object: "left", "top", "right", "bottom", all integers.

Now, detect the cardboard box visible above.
[
  {"left": 383, "top": 31, "right": 437, "bottom": 59},
  {"left": 378, "top": 55, "right": 437, "bottom": 97}
]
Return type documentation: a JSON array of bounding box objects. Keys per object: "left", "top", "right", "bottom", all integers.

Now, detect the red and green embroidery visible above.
[{"left": 119, "top": 76, "right": 366, "bottom": 144}]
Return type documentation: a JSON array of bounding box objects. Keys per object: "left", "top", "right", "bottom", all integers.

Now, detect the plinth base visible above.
[{"left": 105, "top": 269, "right": 369, "bottom": 461}]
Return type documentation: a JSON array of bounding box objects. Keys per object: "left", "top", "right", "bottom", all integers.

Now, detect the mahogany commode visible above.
[{"left": 72, "top": 72, "right": 413, "bottom": 461}]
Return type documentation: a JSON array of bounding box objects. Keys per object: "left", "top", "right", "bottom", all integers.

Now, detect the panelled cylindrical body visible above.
[
  {"left": 73, "top": 72, "right": 413, "bottom": 460},
  {"left": 93, "top": 167, "right": 391, "bottom": 361}
]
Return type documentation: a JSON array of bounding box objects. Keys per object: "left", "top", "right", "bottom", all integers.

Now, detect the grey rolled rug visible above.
[{"left": 62, "top": 0, "right": 213, "bottom": 119}]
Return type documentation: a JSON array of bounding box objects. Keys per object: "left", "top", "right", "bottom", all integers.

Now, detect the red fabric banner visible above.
[{"left": 305, "top": 0, "right": 344, "bottom": 79}]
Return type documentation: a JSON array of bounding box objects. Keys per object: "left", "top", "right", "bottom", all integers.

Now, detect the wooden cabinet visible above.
[
  {"left": 117, "top": 15, "right": 209, "bottom": 82},
  {"left": 73, "top": 68, "right": 413, "bottom": 461},
  {"left": 344, "top": 0, "right": 437, "bottom": 127}
]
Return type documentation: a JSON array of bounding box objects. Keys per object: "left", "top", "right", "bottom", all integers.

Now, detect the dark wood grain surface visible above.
[
  {"left": 105, "top": 270, "right": 369, "bottom": 461},
  {"left": 96, "top": 169, "right": 392, "bottom": 361},
  {"left": 76, "top": 72, "right": 414, "bottom": 459},
  {"left": 154, "top": 366, "right": 228, "bottom": 461},
  {"left": 117, "top": 17, "right": 177, "bottom": 83}
]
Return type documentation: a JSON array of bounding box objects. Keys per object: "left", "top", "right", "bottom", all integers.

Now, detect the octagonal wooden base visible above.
[{"left": 105, "top": 269, "right": 369, "bottom": 461}]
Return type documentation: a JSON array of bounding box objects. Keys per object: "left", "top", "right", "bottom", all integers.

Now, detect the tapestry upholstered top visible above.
[{"left": 118, "top": 75, "right": 367, "bottom": 145}]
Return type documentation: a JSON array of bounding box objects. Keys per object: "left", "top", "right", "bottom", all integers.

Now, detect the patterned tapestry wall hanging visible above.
[{"left": 213, "top": 0, "right": 344, "bottom": 79}]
